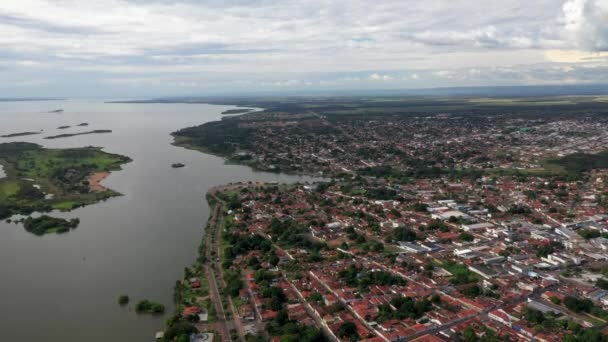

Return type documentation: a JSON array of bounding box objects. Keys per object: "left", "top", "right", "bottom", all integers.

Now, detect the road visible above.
[
  {"left": 201, "top": 201, "right": 232, "bottom": 342},
  {"left": 207, "top": 188, "right": 248, "bottom": 342}
]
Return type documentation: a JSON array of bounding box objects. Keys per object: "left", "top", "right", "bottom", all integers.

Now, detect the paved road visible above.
[
  {"left": 208, "top": 189, "right": 248, "bottom": 342},
  {"left": 202, "top": 201, "right": 232, "bottom": 342}
]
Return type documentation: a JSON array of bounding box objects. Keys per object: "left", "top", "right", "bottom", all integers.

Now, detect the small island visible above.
[
  {"left": 44, "top": 130, "right": 112, "bottom": 140},
  {"left": 0, "top": 142, "right": 131, "bottom": 227},
  {"left": 171, "top": 163, "right": 185, "bottom": 168},
  {"left": 49, "top": 109, "right": 64, "bottom": 113},
  {"left": 57, "top": 126, "right": 71, "bottom": 130},
  {"left": 22, "top": 215, "right": 79, "bottom": 235},
  {"left": 135, "top": 300, "right": 165, "bottom": 314},
  {"left": 1, "top": 131, "right": 42, "bottom": 138},
  {"left": 221, "top": 108, "right": 254, "bottom": 115},
  {"left": 118, "top": 295, "right": 130, "bottom": 306},
  {"left": 77, "top": 123, "right": 89, "bottom": 127}
]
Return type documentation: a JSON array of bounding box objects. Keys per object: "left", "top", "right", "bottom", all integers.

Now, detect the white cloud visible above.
[
  {"left": 369, "top": 73, "right": 394, "bottom": 81},
  {"left": 0, "top": 0, "right": 606, "bottom": 96},
  {"left": 561, "top": 0, "right": 608, "bottom": 51}
]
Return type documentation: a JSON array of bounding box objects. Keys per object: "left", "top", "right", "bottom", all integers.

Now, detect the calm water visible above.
[{"left": 0, "top": 100, "right": 318, "bottom": 341}]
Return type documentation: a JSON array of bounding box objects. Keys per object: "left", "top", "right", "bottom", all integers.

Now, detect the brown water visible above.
[{"left": 0, "top": 100, "right": 319, "bottom": 341}]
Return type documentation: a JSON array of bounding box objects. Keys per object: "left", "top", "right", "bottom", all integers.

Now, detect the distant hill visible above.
[{"left": 108, "top": 84, "right": 608, "bottom": 102}]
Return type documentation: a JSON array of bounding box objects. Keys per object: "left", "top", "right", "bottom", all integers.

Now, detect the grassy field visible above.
[{"left": 0, "top": 142, "right": 131, "bottom": 221}]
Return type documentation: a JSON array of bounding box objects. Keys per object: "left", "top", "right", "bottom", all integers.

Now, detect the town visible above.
[{"left": 162, "top": 106, "right": 608, "bottom": 342}]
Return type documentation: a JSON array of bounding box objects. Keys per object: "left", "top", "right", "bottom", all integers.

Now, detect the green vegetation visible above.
[
  {"left": 441, "top": 261, "right": 479, "bottom": 285},
  {"left": 44, "top": 130, "right": 112, "bottom": 140},
  {"left": 307, "top": 292, "right": 324, "bottom": 304},
  {"left": 564, "top": 296, "right": 608, "bottom": 320},
  {"left": 162, "top": 321, "right": 197, "bottom": 342},
  {"left": 521, "top": 306, "right": 608, "bottom": 342},
  {"left": 536, "top": 241, "right": 563, "bottom": 258},
  {"left": 386, "top": 226, "right": 418, "bottom": 242},
  {"left": 459, "top": 232, "right": 475, "bottom": 242},
  {"left": 22, "top": 215, "right": 79, "bottom": 235},
  {"left": 337, "top": 321, "right": 358, "bottom": 341},
  {"left": 578, "top": 229, "right": 601, "bottom": 240},
  {"left": 223, "top": 269, "right": 243, "bottom": 297},
  {"left": 596, "top": 278, "right": 608, "bottom": 290},
  {"left": 544, "top": 151, "right": 608, "bottom": 176},
  {"left": 121, "top": 95, "right": 608, "bottom": 118},
  {"left": 338, "top": 264, "right": 405, "bottom": 292},
  {"left": 266, "top": 310, "right": 327, "bottom": 342},
  {"left": 268, "top": 217, "right": 325, "bottom": 250},
  {"left": 118, "top": 295, "right": 129, "bottom": 306},
  {"left": 222, "top": 108, "right": 254, "bottom": 115},
  {"left": 135, "top": 299, "right": 165, "bottom": 314},
  {"left": 172, "top": 118, "right": 255, "bottom": 156},
  {"left": 377, "top": 296, "right": 434, "bottom": 322},
  {"left": 0, "top": 142, "right": 130, "bottom": 223},
  {"left": 1, "top": 131, "right": 41, "bottom": 138}
]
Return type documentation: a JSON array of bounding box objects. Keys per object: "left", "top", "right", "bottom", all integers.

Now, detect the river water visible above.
[{"left": 0, "top": 100, "right": 319, "bottom": 341}]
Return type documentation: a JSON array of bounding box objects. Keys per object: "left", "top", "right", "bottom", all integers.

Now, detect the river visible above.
[{"left": 0, "top": 100, "right": 319, "bottom": 341}]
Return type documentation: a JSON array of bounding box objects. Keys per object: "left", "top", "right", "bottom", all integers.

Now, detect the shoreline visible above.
[
  {"left": 162, "top": 184, "right": 242, "bottom": 341},
  {"left": 88, "top": 171, "right": 111, "bottom": 192},
  {"left": 171, "top": 137, "right": 327, "bottom": 179}
]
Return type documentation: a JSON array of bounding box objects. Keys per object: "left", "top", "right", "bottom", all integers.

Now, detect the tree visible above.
[
  {"left": 163, "top": 321, "right": 197, "bottom": 341},
  {"left": 337, "top": 321, "right": 357, "bottom": 340},
  {"left": 549, "top": 296, "right": 562, "bottom": 305},
  {"left": 463, "top": 327, "right": 477, "bottom": 342},
  {"left": 597, "top": 278, "right": 608, "bottom": 290},
  {"left": 459, "top": 232, "right": 475, "bottom": 242},
  {"left": 307, "top": 292, "right": 323, "bottom": 303},
  {"left": 389, "top": 227, "right": 418, "bottom": 242}
]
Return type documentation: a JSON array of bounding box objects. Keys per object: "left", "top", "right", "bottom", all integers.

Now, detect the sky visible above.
[{"left": 0, "top": 0, "right": 607, "bottom": 97}]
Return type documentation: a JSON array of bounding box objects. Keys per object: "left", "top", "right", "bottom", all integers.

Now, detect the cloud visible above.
[
  {"left": 561, "top": 0, "right": 608, "bottom": 51},
  {"left": 0, "top": 0, "right": 606, "bottom": 96},
  {"left": 369, "top": 73, "right": 394, "bottom": 81}
]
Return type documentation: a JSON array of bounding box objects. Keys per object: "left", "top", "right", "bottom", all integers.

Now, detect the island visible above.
[
  {"left": 135, "top": 300, "right": 165, "bottom": 314},
  {"left": 77, "top": 123, "right": 89, "bottom": 127},
  {"left": 221, "top": 108, "right": 254, "bottom": 115},
  {"left": 22, "top": 215, "right": 79, "bottom": 235},
  {"left": 57, "top": 126, "right": 71, "bottom": 130},
  {"left": 118, "top": 295, "right": 130, "bottom": 306},
  {"left": 171, "top": 163, "right": 185, "bottom": 168},
  {"left": 44, "top": 130, "right": 112, "bottom": 140},
  {"left": 1, "top": 131, "right": 42, "bottom": 138},
  {"left": 0, "top": 142, "right": 131, "bottom": 225},
  {"left": 49, "top": 109, "right": 64, "bottom": 113}
]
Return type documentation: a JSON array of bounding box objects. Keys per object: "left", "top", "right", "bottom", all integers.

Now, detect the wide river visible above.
[{"left": 0, "top": 100, "right": 319, "bottom": 341}]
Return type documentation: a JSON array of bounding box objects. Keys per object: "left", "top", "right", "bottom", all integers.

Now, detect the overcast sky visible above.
[{"left": 0, "top": 0, "right": 607, "bottom": 97}]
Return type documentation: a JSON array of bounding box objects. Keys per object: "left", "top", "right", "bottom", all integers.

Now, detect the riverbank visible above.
[
  {"left": 171, "top": 120, "right": 325, "bottom": 178},
  {"left": 160, "top": 185, "right": 238, "bottom": 342}
]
